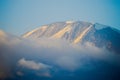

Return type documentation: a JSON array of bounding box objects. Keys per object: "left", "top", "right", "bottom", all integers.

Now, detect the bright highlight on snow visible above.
[
  {"left": 66, "top": 21, "right": 74, "bottom": 24},
  {"left": 51, "top": 25, "right": 72, "bottom": 38},
  {"left": 73, "top": 24, "right": 93, "bottom": 43},
  {"left": 0, "top": 21, "right": 120, "bottom": 80}
]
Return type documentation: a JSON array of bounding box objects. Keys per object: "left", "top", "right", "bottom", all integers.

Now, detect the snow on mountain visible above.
[
  {"left": 23, "top": 21, "right": 120, "bottom": 54},
  {"left": 23, "top": 21, "right": 92, "bottom": 42},
  {"left": 73, "top": 24, "right": 93, "bottom": 43},
  {"left": 0, "top": 21, "right": 120, "bottom": 80},
  {"left": 51, "top": 24, "right": 72, "bottom": 38}
]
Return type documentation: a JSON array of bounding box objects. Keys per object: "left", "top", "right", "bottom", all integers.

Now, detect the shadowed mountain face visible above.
[
  {"left": 23, "top": 21, "right": 120, "bottom": 54},
  {"left": 0, "top": 21, "right": 120, "bottom": 80},
  {"left": 83, "top": 23, "right": 120, "bottom": 54}
]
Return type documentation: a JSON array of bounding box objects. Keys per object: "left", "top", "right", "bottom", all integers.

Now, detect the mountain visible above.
[
  {"left": 23, "top": 21, "right": 92, "bottom": 42},
  {"left": 0, "top": 21, "right": 120, "bottom": 80},
  {"left": 23, "top": 21, "right": 120, "bottom": 54},
  {"left": 0, "top": 30, "right": 21, "bottom": 46}
]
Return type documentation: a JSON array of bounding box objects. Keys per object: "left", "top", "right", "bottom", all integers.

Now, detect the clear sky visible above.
[{"left": 0, "top": 0, "right": 120, "bottom": 35}]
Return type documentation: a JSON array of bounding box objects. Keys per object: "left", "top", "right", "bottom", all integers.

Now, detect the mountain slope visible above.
[
  {"left": 23, "top": 21, "right": 120, "bottom": 54},
  {"left": 0, "top": 21, "right": 120, "bottom": 80},
  {"left": 23, "top": 21, "right": 92, "bottom": 42}
]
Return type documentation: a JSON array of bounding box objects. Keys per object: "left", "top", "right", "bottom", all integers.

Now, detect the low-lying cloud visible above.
[
  {"left": 18, "top": 58, "right": 51, "bottom": 70},
  {"left": 0, "top": 34, "right": 120, "bottom": 80}
]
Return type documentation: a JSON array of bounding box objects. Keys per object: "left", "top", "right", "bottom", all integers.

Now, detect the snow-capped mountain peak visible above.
[
  {"left": 23, "top": 21, "right": 93, "bottom": 42},
  {"left": 22, "top": 21, "right": 120, "bottom": 53},
  {"left": 66, "top": 21, "right": 74, "bottom": 24}
]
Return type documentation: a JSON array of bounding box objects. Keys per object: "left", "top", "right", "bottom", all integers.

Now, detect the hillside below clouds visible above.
[{"left": 23, "top": 21, "right": 120, "bottom": 54}]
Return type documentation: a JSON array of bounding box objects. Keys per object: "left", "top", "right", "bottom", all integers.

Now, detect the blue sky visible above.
[{"left": 0, "top": 0, "right": 120, "bottom": 35}]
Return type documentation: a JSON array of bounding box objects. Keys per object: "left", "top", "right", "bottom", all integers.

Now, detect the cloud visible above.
[
  {"left": 18, "top": 58, "right": 51, "bottom": 70},
  {"left": 18, "top": 58, "right": 52, "bottom": 78},
  {"left": 0, "top": 33, "right": 120, "bottom": 79},
  {"left": 16, "top": 71, "right": 24, "bottom": 76}
]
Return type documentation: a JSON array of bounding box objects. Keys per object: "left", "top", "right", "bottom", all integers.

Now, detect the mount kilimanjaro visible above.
[
  {"left": 0, "top": 21, "right": 120, "bottom": 80},
  {"left": 23, "top": 21, "right": 120, "bottom": 54}
]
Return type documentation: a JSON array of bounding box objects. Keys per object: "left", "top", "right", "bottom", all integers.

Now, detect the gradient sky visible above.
[{"left": 0, "top": 0, "right": 120, "bottom": 35}]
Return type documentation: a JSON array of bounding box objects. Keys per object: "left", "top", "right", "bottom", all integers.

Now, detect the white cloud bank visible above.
[
  {"left": 0, "top": 33, "right": 120, "bottom": 79},
  {"left": 18, "top": 58, "right": 51, "bottom": 70}
]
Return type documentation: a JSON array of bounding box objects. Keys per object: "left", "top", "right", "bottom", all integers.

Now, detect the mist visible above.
[{"left": 0, "top": 34, "right": 120, "bottom": 80}]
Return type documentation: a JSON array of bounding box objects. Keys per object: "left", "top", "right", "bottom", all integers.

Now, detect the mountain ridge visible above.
[
  {"left": 0, "top": 21, "right": 120, "bottom": 80},
  {"left": 22, "top": 21, "right": 120, "bottom": 54}
]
